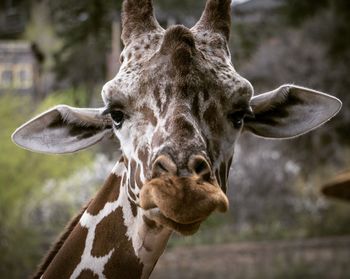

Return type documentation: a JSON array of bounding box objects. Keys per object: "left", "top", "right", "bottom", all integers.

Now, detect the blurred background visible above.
[{"left": 0, "top": 0, "right": 349, "bottom": 278}]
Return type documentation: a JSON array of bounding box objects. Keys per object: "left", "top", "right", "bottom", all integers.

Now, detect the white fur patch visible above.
[
  {"left": 70, "top": 200, "right": 121, "bottom": 279},
  {"left": 70, "top": 164, "right": 127, "bottom": 278}
]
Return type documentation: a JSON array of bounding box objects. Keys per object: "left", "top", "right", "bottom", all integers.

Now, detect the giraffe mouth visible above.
[
  {"left": 140, "top": 175, "right": 229, "bottom": 235},
  {"left": 144, "top": 208, "right": 203, "bottom": 235}
]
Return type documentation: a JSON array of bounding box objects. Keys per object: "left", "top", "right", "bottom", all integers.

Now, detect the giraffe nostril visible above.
[
  {"left": 157, "top": 161, "right": 168, "bottom": 173},
  {"left": 152, "top": 155, "right": 177, "bottom": 178},
  {"left": 188, "top": 155, "right": 212, "bottom": 182}
]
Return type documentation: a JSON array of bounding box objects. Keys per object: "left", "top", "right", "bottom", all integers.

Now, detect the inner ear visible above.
[
  {"left": 12, "top": 106, "right": 114, "bottom": 154},
  {"left": 49, "top": 111, "right": 106, "bottom": 139},
  {"left": 244, "top": 85, "right": 342, "bottom": 139}
]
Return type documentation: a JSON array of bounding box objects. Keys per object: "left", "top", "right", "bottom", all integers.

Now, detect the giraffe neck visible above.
[{"left": 39, "top": 161, "right": 172, "bottom": 279}]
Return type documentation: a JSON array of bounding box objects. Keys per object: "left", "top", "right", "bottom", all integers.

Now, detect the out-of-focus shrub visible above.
[{"left": 0, "top": 93, "right": 92, "bottom": 278}]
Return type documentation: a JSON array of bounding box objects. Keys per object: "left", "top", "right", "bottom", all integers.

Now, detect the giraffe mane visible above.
[{"left": 31, "top": 201, "right": 91, "bottom": 279}]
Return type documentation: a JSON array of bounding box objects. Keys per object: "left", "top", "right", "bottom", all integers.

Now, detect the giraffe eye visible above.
[
  {"left": 229, "top": 111, "right": 246, "bottom": 129},
  {"left": 110, "top": 110, "right": 125, "bottom": 128}
]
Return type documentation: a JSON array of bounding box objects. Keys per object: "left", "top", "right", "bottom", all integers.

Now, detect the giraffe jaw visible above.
[
  {"left": 139, "top": 175, "right": 229, "bottom": 235},
  {"left": 144, "top": 208, "right": 203, "bottom": 236}
]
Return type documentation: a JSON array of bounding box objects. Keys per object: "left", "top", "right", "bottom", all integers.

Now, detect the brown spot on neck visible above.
[
  {"left": 39, "top": 224, "right": 89, "bottom": 278},
  {"left": 92, "top": 207, "right": 143, "bottom": 277},
  {"left": 87, "top": 173, "right": 122, "bottom": 215}
]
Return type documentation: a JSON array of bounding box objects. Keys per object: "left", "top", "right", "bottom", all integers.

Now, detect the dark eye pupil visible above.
[
  {"left": 234, "top": 119, "right": 243, "bottom": 128},
  {"left": 229, "top": 111, "right": 245, "bottom": 129},
  {"left": 110, "top": 111, "right": 124, "bottom": 127}
]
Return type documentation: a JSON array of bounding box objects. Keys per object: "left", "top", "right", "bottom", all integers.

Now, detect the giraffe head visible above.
[{"left": 12, "top": 0, "right": 341, "bottom": 235}]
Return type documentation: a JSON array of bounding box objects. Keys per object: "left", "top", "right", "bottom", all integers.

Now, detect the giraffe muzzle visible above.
[{"left": 140, "top": 169, "right": 229, "bottom": 235}]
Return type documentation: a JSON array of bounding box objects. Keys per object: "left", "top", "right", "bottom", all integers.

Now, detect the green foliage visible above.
[
  {"left": 38, "top": 87, "right": 93, "bottom": 108},
  {"left": 0, "top": 93, "right": 92, "bottom": 278},
  {"left": 45, "top": 0, "right": 204, "bottom": 105},
  {"left": 47, "top": 0, "right": 123, "bottom": 105},
  {"left": 22, "top": 1, "right": 62, "bottom": 71}
]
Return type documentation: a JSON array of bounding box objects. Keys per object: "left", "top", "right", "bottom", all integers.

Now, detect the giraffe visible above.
[{"left": 12, "top": 0, "right": 342, "bottom": 278}]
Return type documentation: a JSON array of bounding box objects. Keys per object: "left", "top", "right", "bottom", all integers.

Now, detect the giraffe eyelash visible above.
[
  {"left": 102, "top": 101, "right": 126, "bottom": 115},
  {"left": 102, "top": 108, "right": 111, "bottom": 115}
]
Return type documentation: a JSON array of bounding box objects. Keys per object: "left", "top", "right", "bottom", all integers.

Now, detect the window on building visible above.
[
  {"left": 1, "top": 70, "right": 13, "bottom": 87},
  {"left": 16, "top": 66, "right": 33, "bottom": 89},
  {"left": 0, "top": 63, "right": 33, "bottom": 90},
  {"left": 19, "top": 70, "right": 27, "bottom": 83}
]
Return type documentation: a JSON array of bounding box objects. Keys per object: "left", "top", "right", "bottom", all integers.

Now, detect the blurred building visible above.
[
  {"left": 0, "top": 41, "right": 44, "bottom": 96},
  {"left": 0, "top": 0, "right": 46, "bottom": 97}
]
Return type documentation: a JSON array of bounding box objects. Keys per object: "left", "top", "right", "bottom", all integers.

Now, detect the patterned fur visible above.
[{"left": 12, "top": 1, "right": 341, "bottom": 278}]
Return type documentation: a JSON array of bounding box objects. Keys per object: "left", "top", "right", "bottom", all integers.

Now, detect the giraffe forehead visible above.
[{"left": 102, "top": 29, "right": 253, "bottom": 107}]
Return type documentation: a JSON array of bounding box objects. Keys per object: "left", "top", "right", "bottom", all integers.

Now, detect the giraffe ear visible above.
[
  {"left": 244, "top": 85, "right": 342, "bottom": 139},
  {"left": 12, "top": 105, "right": 114, "bottom": 154}
]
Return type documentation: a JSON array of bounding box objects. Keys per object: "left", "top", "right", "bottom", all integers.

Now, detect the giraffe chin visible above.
[
  {"left": 144, "top": 208, "right": 202, "bottom": 236},
  {"left": 140, "top": 175, "right": 229, "bottom": 235}
]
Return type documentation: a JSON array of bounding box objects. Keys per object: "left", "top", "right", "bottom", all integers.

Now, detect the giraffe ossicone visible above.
[{"left": 12, "top": 0, "right": 342, "bottom": 278}]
